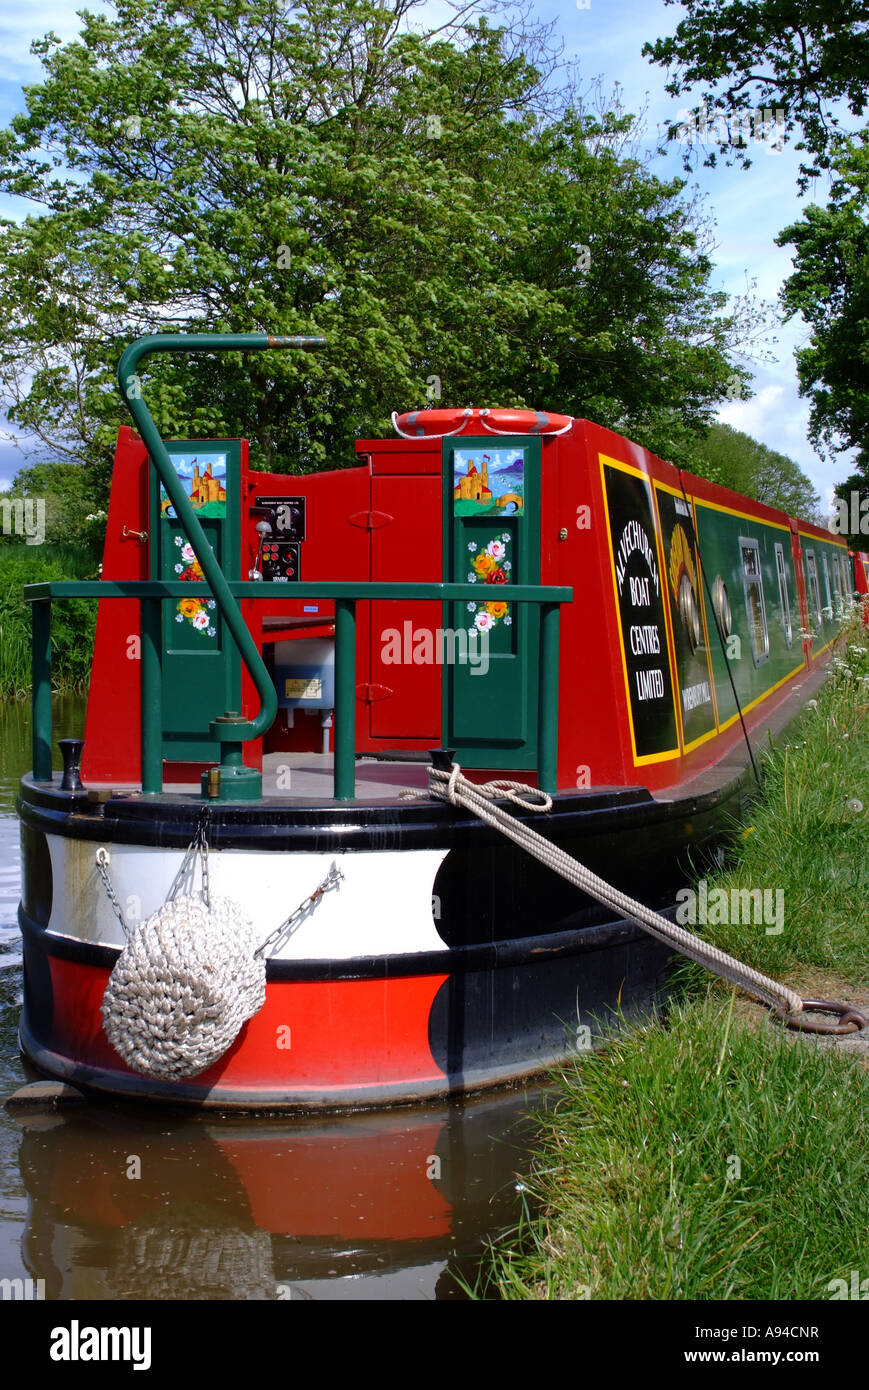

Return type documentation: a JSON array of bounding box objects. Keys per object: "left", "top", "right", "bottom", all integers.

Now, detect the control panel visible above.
[{"left": 261, "top": 539, "right": 300, "bottom": 581}]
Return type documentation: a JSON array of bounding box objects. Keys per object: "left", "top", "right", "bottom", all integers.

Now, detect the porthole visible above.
[
  {"left": 678, "top": 572, "right": 702, "bottom": 652},
  {"left": 712, "top": 575, "right": 732, "bottom": 638}
]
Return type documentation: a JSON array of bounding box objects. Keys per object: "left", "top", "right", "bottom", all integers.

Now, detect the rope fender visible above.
[
  {"left": 96, "top": 817, "right": 342, "bottom": 1081},
  {"left": 411, "top": 762, "right": 867, "bottom": 1037},
  {"left": 101, "top": 896, "right": 266, "bottom": 1081}
]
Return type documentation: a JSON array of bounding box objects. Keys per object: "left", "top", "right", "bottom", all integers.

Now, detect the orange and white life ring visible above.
[
  {"left": 391, "top": 408, "right": 473, "bottom": 439},
  {"left": 391, "top": 407, "right": 573, "bottom": 439},
  {"left": 478, "top": 408, "right": 573, "bottom": 437}
]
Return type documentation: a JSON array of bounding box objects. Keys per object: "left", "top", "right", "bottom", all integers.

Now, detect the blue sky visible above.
[{"left": 0, "top": 0, "right": 852, "bottom": 508}]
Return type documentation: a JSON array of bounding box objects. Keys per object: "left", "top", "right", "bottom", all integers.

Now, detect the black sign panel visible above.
[
  {"left": 254, "top": 496, "right": 306, "bottom": 541},
  {"left": 603, "top": 463, "right": 678, "bottom": 760}
]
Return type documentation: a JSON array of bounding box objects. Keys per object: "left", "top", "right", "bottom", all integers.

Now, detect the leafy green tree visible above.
[
  {"left": 644, "top": 3, "right": 868, "bottom": 502},
  {"left": 777, "top": 143, "right": 869, "bottom": 475},
  {"left": 0, "top": 0, "right": 753, "bottom": 479},
  {"left": 0, "top": 459, "right": 106, "bottom": 557},
  {"left": 644, "top": 0, "right": 869, "bottom": 188},
  {"left": 684, "top": 421, "right": 822, "bottom": 519}
]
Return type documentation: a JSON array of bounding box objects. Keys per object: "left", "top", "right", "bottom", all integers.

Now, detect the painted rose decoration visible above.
[
  {"left": 467, "top": 532, "right": 512, "bottom": 632},
  {"left": 173, "top": 534, "right": 217, "bottom": 636}
]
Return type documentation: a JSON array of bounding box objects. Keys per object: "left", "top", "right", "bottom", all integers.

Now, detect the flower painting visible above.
[
  {"left": 467, "top": 531, "right": 513, "bottom": 632},
  {"left": 173, "top": 534, "right": 217, "bottom": 637}
]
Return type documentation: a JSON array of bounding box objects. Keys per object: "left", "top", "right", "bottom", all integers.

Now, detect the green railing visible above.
[{"left": 24, "top": 579, "right": 572, "bottom": 800}]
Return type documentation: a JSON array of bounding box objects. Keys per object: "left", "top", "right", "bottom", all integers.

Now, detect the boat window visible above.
[
  {"left": 740, "top": 537, "right": 769, "bottom": 666},
  {"left": 821, "top": 553, "right": 832, "bottom": 618},
  {"left": 712, "top": 575, "right": 732, "bottom": 639},
  {"left": 678, "top": 572, "right": 702, "bottom": 652},
  {"left": 830, "top": 553, "right": 842, "bottom": 610},
  {"left": 774, "top": 543, "right": 792, "bottom": 648},
  {"left": 805, "top": 549, "right": 822, "bottom": 626}
]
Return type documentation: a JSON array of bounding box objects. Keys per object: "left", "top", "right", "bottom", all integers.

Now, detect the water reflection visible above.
[{"left": 14, "top": 1088, "right": 542, "bottom": 1300}]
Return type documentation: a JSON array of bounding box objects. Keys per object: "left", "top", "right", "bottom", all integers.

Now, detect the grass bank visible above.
[
  {"left": 483, "top": 610, "right": 869, "bottom": 1301},
  {"left": 0, "top": 547, "right": 98, "bottom": 698},
  {"left": 490, "top": 997, "right": 868, "bottom": 1300},
  {"left": 689, "top": 620, "right": 869, "bottom": 986}
]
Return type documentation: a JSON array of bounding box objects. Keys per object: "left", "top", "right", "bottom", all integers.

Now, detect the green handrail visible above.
[
  {"left": 23, "top": 581, "right": 572, "bottom": 601},
  {"left": 25, "top": 579, "right": 571, "bottom": 798},
  {"left": 116, "top": 333, "right": 324, "bottom": 746}
]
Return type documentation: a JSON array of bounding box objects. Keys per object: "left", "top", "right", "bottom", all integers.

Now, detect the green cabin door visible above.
[
  {"left": 151, "top": 441, "right": 242, "bottom": 763},
  {"left": 443, "top": 435, "right": 540, "bottom": 768}
]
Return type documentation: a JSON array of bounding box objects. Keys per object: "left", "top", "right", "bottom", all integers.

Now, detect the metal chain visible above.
[
  {"left": 254, "top": 862, "right": 344, "bottom": 959},
  {"left": 95, "top": 847, "right": 129, "bottom": 937},
  {"left": 199, "top": 811, "right": 210, "bottom": 910},
  {"left": 166, "top": 808, "right": 210, "bottom": 906},
  {"left": 97, "top": 817, "right": 342, "bottom": 962}
]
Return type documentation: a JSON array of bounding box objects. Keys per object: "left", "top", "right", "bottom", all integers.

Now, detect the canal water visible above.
[{"left": 0, "top": 697, "right": 542, "bottom": 1300}]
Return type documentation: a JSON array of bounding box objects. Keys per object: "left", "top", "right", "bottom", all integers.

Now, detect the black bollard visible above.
[{"left": 58, "top": 738, "right": 85, "bottom": 792}]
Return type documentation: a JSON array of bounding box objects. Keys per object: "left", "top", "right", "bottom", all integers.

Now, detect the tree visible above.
[
  {"left": 684, "top": 421, "right": 822, "bottom": 519},
  {"left": 644, "top": 0, "right": 869, "bottom": 188},
  {"left": 777, "top": 143, "right": 869, "bottom": 475},
  {"left": 0, "top": 459, "right": 106, "bottom": 557},
  {"left": 0, "top": 0, "right": 756, "bottom": 486},
  {"left": 643, "top": 3, "right": 869, "bottom": 493}
]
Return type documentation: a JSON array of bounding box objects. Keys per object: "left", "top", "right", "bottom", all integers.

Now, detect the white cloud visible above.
[
  {"left": 717, "top": 383, "right": 790, "bottom": 435},
  {"left": 716, "top": 377, "right": 857, "bottom": 504}
]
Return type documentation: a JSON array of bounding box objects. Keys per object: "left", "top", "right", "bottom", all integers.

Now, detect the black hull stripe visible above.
[
  {"left": 16, "top": 1018, "right": 583, "bottom": 1110},
  {"left": 17, "top": 772, "right": 748, "bottom": 853},
  {"left": 19, "top": 903, "right": 674, "bottom": 981}
]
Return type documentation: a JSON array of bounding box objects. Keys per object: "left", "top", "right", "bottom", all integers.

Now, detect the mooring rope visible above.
[{"left": 411, "top": 763, "right": 866, "bottom": 1034}]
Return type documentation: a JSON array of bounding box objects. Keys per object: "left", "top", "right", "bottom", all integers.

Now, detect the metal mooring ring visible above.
[{"left": 780, "top": 999, "right": 868, "bottom": 1036}]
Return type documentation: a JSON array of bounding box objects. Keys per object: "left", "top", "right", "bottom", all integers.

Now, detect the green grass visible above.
[
  {"left": 0, "top": 546, "right": 97, "bottom": 698},
  {"left": 479, "top": 608, "right": 869, "bottom": 1301},
  {"left": 487, "top": 995, "right": 868, "bottom": 1300},
  {"left": 691, "top": 615, "right": 869, "bottom": 985}
]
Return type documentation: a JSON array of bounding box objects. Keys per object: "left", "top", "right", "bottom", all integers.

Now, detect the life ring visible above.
[
  {"left": 391, "top": 408, "right": 473, "bottom": 439},
  {"left": 392, "top": 407, "right": 573, "bottom": 439},
  {"left": 478, "top": 408, "right": 573, "bottom": 437}
]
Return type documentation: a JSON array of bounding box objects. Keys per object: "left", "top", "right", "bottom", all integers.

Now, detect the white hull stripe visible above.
[{"left": 46, "top": 835, "right": 448, "bottom": 960}]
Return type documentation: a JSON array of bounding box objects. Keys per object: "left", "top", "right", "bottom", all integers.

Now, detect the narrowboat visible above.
[{"left": 15, "top": 334, "right": 868, "bottom": 1110}]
